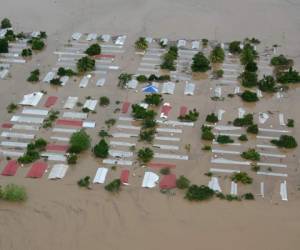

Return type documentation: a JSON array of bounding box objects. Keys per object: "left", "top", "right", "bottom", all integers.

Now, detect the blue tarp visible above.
[{"left": 142, "top": 85, "right": 159, "bottom": 93}]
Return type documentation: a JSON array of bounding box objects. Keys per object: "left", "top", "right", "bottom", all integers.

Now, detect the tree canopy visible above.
[
  {"left": 77, "top": 56, "right": 95, "bottom": 73},
  {"left": 85, "top": 43, "right": 101, "bottom": 56},
  {"left": 69, "top": 130, "right": 91, "bottom": 153},
  {"left": 191, "top": 52, "right": 211, "bottom": 72}
]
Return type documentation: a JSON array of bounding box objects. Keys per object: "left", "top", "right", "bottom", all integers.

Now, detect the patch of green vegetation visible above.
[
  {"left": 176, "top": 175, "right": 190, "bottom": 189},
  {"left": 247, "top": 124, "right": 259, "bottom": 134},
  {"left": 67, "top": 153, "right": 78, "bottom": 165},
  {"left": 105, "top": 179, "right": 121, "bottom": 193},
  {"left": 191, "top": 52, "right": 211, "bottom": 72},
  {"left": 18, "top": 138, "right": 47, "bottom": 164},
  {"left": 137, "top": 147, "right": 154, "bottom": 164},
  {"left": 206, "top": 113, "right": 218, "bottom": 123},
  {"left": 77, "top": 176, "right": 91, "bottom": 188},
  {"left": 238, "top": 134, "right": 248, "bottom": 141},
  {"left": 131, "top": 104, "right": 156, "bottom": 120},
  {"left": 228, "top": 41, "right": 242, "bottom": 54},
  {"left": 6, "top": 103, "right": 18, "bottom": 113},
  {"left": 185, "top": 185, "right": 215, "bottom": 201},
  {"left": 201, "top": 145, "right": 212, "bottom": 151},
  {"left": 57, "top": 67, "right": 77, "bottom": 77},
  {"left": 77, "top": 56, "right": 95, "bottom": 73},
  {"left": 85, "top": 43, "right": 101, "bottom": 56},
  {"left": 258, "top": 75, "right": 276, "bottom": 92},
  {"left": 239, "top": 71, "right": 258, "bottom": 88},
  {"left": 0, "top": 184, "right": 27, "bottom": 202},
  {"left": 201, "top": 125, "right": 215, "bottom": 141},
  {"left": 118, "top": 73, "right": 132, "bottom": 88},
  {"left": 21, "top": 48, "right": 32, "bottom": 57},
  {"left": 271, "top": 135, "right": 297, "bottom": 149},
  {"left": 27, "top": 69, "right": 40, "bottom": 82},
  {"left": 276, "top": 67, "right": 300, "bottom": 84},
  {"left": 216, "top": 135, "right": 234, "bottom": 144},
  {"left": 68, "top": 130, "right": 91, "bottom": 154},
  {"left": 210, "top": 46, "right": 225, "bottom": 63},
  {"left": 144, "top": 94, "right": 163, "bottom": 106},
  {"left": 241, "top": 148, "right": 260, "bottom": 161},
  {"left": 93, "top": 139, "right": 109, "bottom": 158},
  {"left": 287, "top": 119, "right": 294, "bottom": 128},
  {"left": 233, "top": 114, "right": 253, "bottom": 127},
  {"left": 231, "top": 172, "right": 253, "bottom": 184},
  {"left": 160, "top": 46, "right": 178, "bottom": 71},
  {"left": 240, "top": 90, "right": 259, "bottom": 102},
  {"left": 178, "top": 109, "right": 199, "bottom": 122},
  {"left": 135, "top": 37, "right": 148, "bottom": 50}
]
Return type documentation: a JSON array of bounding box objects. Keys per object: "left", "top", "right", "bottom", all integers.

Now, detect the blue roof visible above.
[{"left": 142, "top": 85, "right": 159, "bottom": 93}]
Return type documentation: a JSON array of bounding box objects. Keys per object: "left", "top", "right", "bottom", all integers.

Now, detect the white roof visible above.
[
  {"left": 48, "top": 164, "right": 69, "bottom": 179},
  {"left": 64, "top": 96, "right": 78, "bottom": 109},
  {"left": 108, "top": 150, "right": 133, "bottom": 158},
  {"left": 11, "top": 115, "right": 44, "bottom": 124},
  {"left": 115, "top": 35, "right": 126, "bottom": 45},
  {"left": 79, "top": 75, "right": 91, "bottom": 88},
  {"left": 102, "top": 159, "right": 133, "bottom": 166},
  {"left": 93, "top": 167, "right": 108, "bottom": 184},
  {"left": 86, "top": 33, "right": 97, "bottom": 41},
  {"left": 154, "top": 153, "right": 188, "bottom": 160},
  {"left": 177, "top": 39, "right": 186, "bottom": 48},
  {"left": 19, "top": 92, "right": 44, "bottom": 106},
  {"left": 0, "top": 149, "right": 24, "bottom": 157},
  {"left": 161, "top": 82, "right": 175, "bottom": 94},
  {"left": 31, "top": 31, "right": 41, "bottom": 38},
  {"left": 184, "top": 82, "right": 195, "bottom": 95},
  {"left": 208, "top": 177, "right": 222, "bottom": 192},
  {"left": 12, "top": 124, "right": 40, "bottom": 131},
  {"left": 192, "top": 40, "right": 200, "bottom": 50},
  {"left": 22, "top": 108, "right": 49, "bottom": 116},
  {"left": 0, "top": 69, "right": 9, "bottom": 79},
  {"left": 127, "top": 79, "right": 138, "bottom": 89},
  {"left": 1, "top": 131, "right": 35, "bottom": 140},
  {"left": 0, "top": 141, "right": 28, "bottom": 148},
  {"left": 63, "top": 111, "right": 88, "bottom": 119},
  {"left": 96, "top": 78, "right": 106, "bottom": 87},
  {"left": 142, "top": 172, "right": 159, "bottom": 188},
  {"left": 60, "top": 76, "right": 69, "bottom": 86},
  {"left": 145, "top": 37, "right": 153, "bottom": 44},
  {"left": 72, "top": 32, "right": 82, "bottom": 40},
  {"left": 43, "top": 71, "right": 55, "bottom": 83},
  {"left": 83, "top": 99, "right": 97, "bottom": 111},
  {"left": 101, "top": 34, "right": 111, "bottom": 43},
  {"left": 82, "top": 121, "right": 96, "bottom": 128},
  {"left": 41, "top": 152, "right": 66, "bottom": 162}
]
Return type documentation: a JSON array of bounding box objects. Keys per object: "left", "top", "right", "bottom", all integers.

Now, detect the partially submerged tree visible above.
[
  {"left": 137, "top": 147, "right": 154, "bottom": 164},
  {"left": 105, "top": 179, "right": 121, "bottom": 193},
  {"left": 176, "top": 175, "right": 190, "bottom": 189},
  {"left": 228, "top": 41, "right": 242, "bottom": 54},
  {"left": 144, "top": 94, "right": 163, "bottom": 106},
  {"left": 191, "top": 52, "right": 211, "bottom": 72},
  {"left": 31, "top": 38, "right": 45, "bottom": 50},
  {"left": 258, "top": 75, "right": 276, "bottom": 92},
  {"left": 69, "top": 130, "right": 91, "bottom": 154},
  {"left": 185, "top": 185, "right": 215, "bottom": 201},
  {"left": 160, "top": 46, "right": 178, "bottom": 71},
  {"left": 178, "top": 109, "right": 199, "bottom": 122},
  {"left": 240, "top": 43, "right": 258, "bottom": 65},
  {"left": 239, "top": 71, "right": 258, "bottom": 88},
  {"left": 206, "top": 113, "right": 218, "bottom": 123},
  {"left": 0, "top": 38, "right": 9, "bottom": 53},
  {"left": 216, "top": 135, "right": 234, "bottom": 144},
  {"left": 240, "top": 90, "right": 259, "bottom": 102},
  {"left": 99, "top": 96, "right": 110, "bottom": 106},
  {"left": 271, "top": 135, "right": 297, "bottom": 149},
  {"left": 276, "top": 67, "right": 300, "bottom": 84},
  {"left": 57, "top": 67, "right": 77, "bottom": 77},
  {"left": 21, "top": 48, "right": 32, "bottom": 57},
  {"left": 201, "top": 125, "right": 215, "bottom": 141},
  {"left": 118, "top": 73, "right": 132, "bottom": 88},
  {"left": 93, "top": 139, "right": 109, "bottom": 158},
  {"left": 0, "top": 184, "right": 27, "bottom": 202},
  {"left": 233, "top": 114, "right": 254, "bottom": 127},
  {"left": 247, "top": 124, "right": 259, "bottom": 134},
  {"left": 1, "top": 18, "right": 12, "bottom": 29},
  {"left": 241, "top": 148, "right": 260, "bottom": 161},
  {"left": 231, "top": 172, "right": 253, "bottom": 184}
]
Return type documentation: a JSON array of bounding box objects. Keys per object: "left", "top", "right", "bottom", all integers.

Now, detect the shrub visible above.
[
  {"left": 233, "top": 114, "right": 253, "bottom": 127},
  {"left": 229, "top": 41, "right": 242, "bottom": 54},
  {"left": 105, "top": 118, "right": 116, "bottom": 128},
  {"left": 225, "top": 194, "right": 241, "bottom": 201},
  {"left": 135, "top": 37, "right": 148, "bottom": 50},
  {"left": 137, "top": 147, "right": 154, "bottom": 163},
  {"left": 185, "top": 185, "right": 215, "bottom": 201},
  {"left": 178, "top": 109, "right": 199, "bottom": 122},
  {"left": 21, "top": 48, "right": 32, "bottom": 57},
  {"left": 240, "top": 90, "right": 259, "bottom": 102},
  {"left": 242, "top": 193, "right": 255, "bottom": 200},
  {"left": 142, "top": 119, "right": 157, "bottom": 129},
  {"left": 39, "top": 31, "right": 47, "bottom": 39},
  {"left": 57, "top": 67, "right": 77, "bottom": 77},
  {"left": 210, "top": 46, "right": 225, "bottom": 63},
  {"left": 1, "top": 18, "right": 12, "bottom": 28},
  {"left": 93, "top": 139, "right": 109, "bottom": 158},
  {"left": 238, "top": 134, "right": 248, "bottom": 141},
  {"left": 251, "top": 164, "right": 260, "bottom": 172},
  {"left": 118, "top": 73, "right": 132, "bottom": 88},
  {"left": 0, "top": 38, "right": 9, "bottom": 53},
  {"left": 271, "top": 135, "right": 297, "bottom": 149},
  {"left": 176, "top": 175, "right": 190, "bottom": 189},
  {"left": 231, "top": 172, "right": 253, "bottom": 184},
  {"left": 67, "top": 153, "right": 77, "bottom": 164},
  {"left": 240, "top": 43, "right": 258, "bottom": 65},
  {"left": 216, "top": 135, "right": 234, "bottom": 144},
  {"left": 191, "top": 52, "right": 211, "bottom": 72},
  {"left": 258, "top": 75, "right": 276, "bottom": 92},
  {"left": 31, "top": 38, "right": 45, "bottom": 50},
  {"left": 276, "top": 67, "right": 300, "bottom": 84},
  {"left": 99, "top": 130, "right": 110, "bottom": 138},
  {"left": 201, "top": 39, "right": 208, "bottom": 47},
  {"left": 77, "top": 176, "right": 90, "bottom": 188},
  {"left": 69, "top": 130, "right": 91, "bottom": 153},
  {"left": 105, "top": 179, "right": 121, "bottom": 193},
  {"left": 247, "top": 124, "right": 258, "bottom": 134},
  {"left": 239, "top": 71, "right": 258, "bottom": 88},
  {"left": 202, "top": 145, "right": 212, "bottom": 151},
  {"left": 287, "top": 119, "right": 294, "bottom": 128},
  {"left": 160, "top": 167, "right": 170, "bottom": 175},
  {"left": 245, "top": 61, "right": 258, "bottom": 72},
  {"left": 5, "top": 30, "right": 16, "bottom": 41},
  {"left": 212, "top": 69, "right": 224, "bottom": 79},
  {"left": 1, "top": 184, "right": 27, "bottom": 202},
  {"left": 99, "top": 96, "right": 110, "bottom": 106},
  {"left": 201, "top": 125, "right": 215, "bottom": 141},
  {"left": 136, "top": 75, "right": 148, "bottom": 83},
  {"left": 144, "top": 93, "right": 163, "bottom": 106},
  {"left": 241, "top": 148, "right": 260, "bottom": 161},
  {"left": 206, "top": 113, "right": 218, "bottom": 123},
  {"left": 148, "top": 74, "right": 159, "bottom": 81},
  {"left": 77, "top": 56, "right": 95, "bottom": 73},
  {"left": 85, "top": 43, "right": 101, "bottom": 56}
]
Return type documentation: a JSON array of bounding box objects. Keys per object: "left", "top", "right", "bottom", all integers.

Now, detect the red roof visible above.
[
  {"left": 1, "top": 160, "right": 19, "bottom": 176},
  {"left": 179, "top": 106, "right": 188, "bottom": 116},
  {"left": 94, "top": 54, "right": 115, "bottom": 59},
  {"left": 121, "top": 102, "right": 130, "bottom": 113},
  {"left": 159, "top": 174, "right": 177, "bottom": 189},
  {"left": 161, "top": 104, "right": 172, "bottom": 115},
  {"left": 46, "top": 144, "right": 69, "bottom": 152},
  {"left": 44, "top": 96, "right": 58, "bottom": 108},
  {"left": 148, "top": 162, "right": 176, "bottom": 169},
  {"left": 120, "top": 169, "right": 130, "bottom": 185},
  {"left": 1, "top": 123, "right": 13, "bottom": 128},
  {"left": 26, "top": 161, "right": 48, "bottom": 178},
  {"left": 56, "top": 119, "right": 83, "bottom": 127}
]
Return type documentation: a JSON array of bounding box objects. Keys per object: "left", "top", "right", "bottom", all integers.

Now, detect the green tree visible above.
[
  {"left": 69, "top": 130, "right": 91, "bottom": 153},
  {"left": 85, "top": 43, "right": 101, "bottom": 56},
  {"left": 135, "top": 37, "right": 148, "bottom": 50},
  {"left": 93, "top": 139, "right": 109, "bottom": 158},
  {"left": 271, "top": 135, "right": 297, "bottom": 149},
  {"left": 210, "top": 46, "right": 225, "bottom": 63},
  {"left": 1, "top": 18, "right": 12, "bottom": 28},
  {"left": 240, "top": 44, "right": 258, "bottom": 65},
  {"left": 0, "top": 38, "right": 9, "bottom": 53},
  {"left": 239, "top": 71, "right": 258, "bottom": 88},
  {"left": 118, "top": 73, "right": 132, "bottom": 88},
  {"left": 138, "top": 147, "right": 154, "bottom": 163},
  {"left": 191, "top": 52, "right": 211, "bottom": 72},
  {"left": 77, "top": 56, "right": 95, "bottom": 73},
  {"left": 241, "top": 148, "right": 260, "bottom": 161},
  {"left": 1, "top": 184, "right": 27, "bottom": 201},
  {"left": 229, "top": 41, "right": 242, "bottom": 54},
  {"left": 31, "top": 38, "right": 45, "bottom": 50},
  {"left": 105, "top": 179, "right": 121, "bottom": 193},
  {"left": 144, "top": 94, "right": 163, "bottom": 106},
  {"left": 185, "top": 185, "right": 215, "bottom": 201},
  {"left": 231, "top": 172, "right": 253, "bottom": 184},
  {"left": 258, "top": 75, "right": 276, "bottom": 92},
  {"left": 240, "top": 90, "right": 259, "bottom": 102},
  {"left": 176, "top": 175, "right": 190, "bottom": 189}
]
